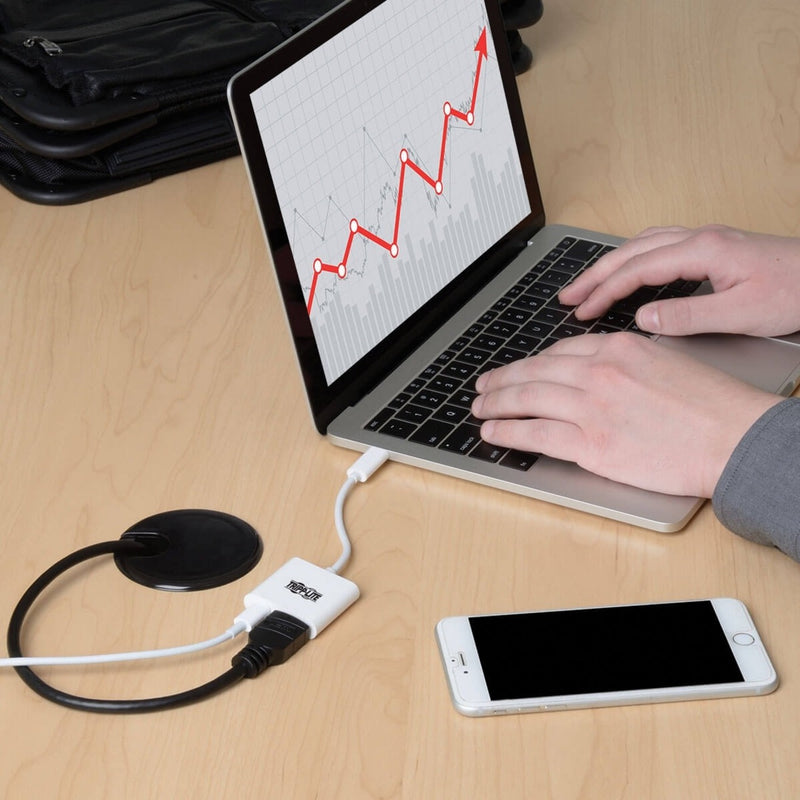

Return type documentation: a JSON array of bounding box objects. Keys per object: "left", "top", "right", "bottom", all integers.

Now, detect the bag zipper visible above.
[
  {"left": 19, "top": 2, "right": 267, "bottom": 56},
  {"left": 23, "top": 37, "right": 63, "bottom": 56}
]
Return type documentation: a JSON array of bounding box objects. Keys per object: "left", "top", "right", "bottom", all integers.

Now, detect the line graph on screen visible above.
[{"left": 305, "top": 28, "right": 489, "bottom": 315}]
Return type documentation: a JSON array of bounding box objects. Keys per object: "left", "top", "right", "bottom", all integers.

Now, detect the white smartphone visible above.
[{"left": 435, "top": 598, "right": 778, "bottom": 716}]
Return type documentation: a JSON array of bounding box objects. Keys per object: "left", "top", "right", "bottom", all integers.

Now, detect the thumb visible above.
[{"left": 635, "top": 293, "right": 735, "bottom": 336}]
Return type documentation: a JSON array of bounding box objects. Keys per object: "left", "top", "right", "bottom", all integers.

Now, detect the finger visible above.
[
  {"left": 475, "top": 336, "right": 605, "bottom": 393},
  {"left": 636, "top": 285, "right": 754, "bottom": 335},
  {"left": 472, "top": 379, "right": 586, "bottom": 423},
  {"left": 479, "top": 417, "right": 586, "bottom": 464},
  {"left": 559, "top": 228, "right": 692, "bottom": 308},
  {"left": 569, "top": 236, "right": 719, "bottom": 319}
]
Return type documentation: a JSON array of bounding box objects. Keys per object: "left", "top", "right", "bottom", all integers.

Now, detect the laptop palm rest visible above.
[{"left": 657, "top": 333, "right": 800, "bottom": 395}]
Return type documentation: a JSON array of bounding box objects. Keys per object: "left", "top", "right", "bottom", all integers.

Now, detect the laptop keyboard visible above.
[{"left": 364, "top": 236, "right": 700, "bottom": 471}]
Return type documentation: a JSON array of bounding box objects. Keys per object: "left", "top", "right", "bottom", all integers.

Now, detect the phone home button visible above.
[{"left": 733, "top": 632, "right": 755, "bottom": 646}]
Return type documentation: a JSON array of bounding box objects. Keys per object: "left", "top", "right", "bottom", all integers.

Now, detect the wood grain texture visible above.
[{"left": 2, "top": 2, "right": 800, "bottom": 798}]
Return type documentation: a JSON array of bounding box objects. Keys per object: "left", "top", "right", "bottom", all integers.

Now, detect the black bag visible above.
[
  {"left": 0, "top": 0, "right": 341, "bottom": 203},
  {"left": 0, "top": 0, "right": 541, "bottom": 205}
]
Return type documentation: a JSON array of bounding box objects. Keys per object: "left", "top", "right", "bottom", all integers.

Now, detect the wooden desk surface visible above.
[{"left": 2, "top": 1, "right": 799, "bottom": 798}]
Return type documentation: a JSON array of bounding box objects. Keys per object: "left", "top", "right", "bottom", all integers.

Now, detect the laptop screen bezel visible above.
[{"left": 228, "top": 0, "right": 545, "bottom": 433}]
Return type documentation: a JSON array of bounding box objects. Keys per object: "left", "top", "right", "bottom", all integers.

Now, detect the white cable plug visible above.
[{"left": 345, "top": 446, "right": 391, "bottom": 483}]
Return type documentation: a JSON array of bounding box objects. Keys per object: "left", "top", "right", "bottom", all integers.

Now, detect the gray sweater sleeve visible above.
[{"left": 712, "top": 397, "right": 800, "bottom": 561}]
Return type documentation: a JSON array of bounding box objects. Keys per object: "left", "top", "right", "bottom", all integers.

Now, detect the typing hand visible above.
[
  {"left": 472, "top": 333, "right": 781, "bottom": 498},
  {"left": 559, "top": 225, "right": 800, "bottom": 337}
]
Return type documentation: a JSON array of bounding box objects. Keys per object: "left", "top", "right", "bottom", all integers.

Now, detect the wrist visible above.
[{"left": 703, "top": 393, "right": 784, "bottom": 498}]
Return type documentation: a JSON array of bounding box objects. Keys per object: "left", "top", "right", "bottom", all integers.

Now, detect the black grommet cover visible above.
[{"left": 114, "top": 509, "right": 263, "bottom": 591}]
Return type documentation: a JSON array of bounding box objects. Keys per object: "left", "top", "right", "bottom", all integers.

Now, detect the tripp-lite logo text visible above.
[{"left": 285, "top": 580, "right": 323, "bottom": 602}]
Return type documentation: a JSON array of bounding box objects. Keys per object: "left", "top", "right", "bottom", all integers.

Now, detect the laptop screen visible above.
[
  {"left": 229, "top": 0, "right": 543, "bottom": 431},
  {"left": 247, "top": 0, "right": 531, "bottom": 385}
]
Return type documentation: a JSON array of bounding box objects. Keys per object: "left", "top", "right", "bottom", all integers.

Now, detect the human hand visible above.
[
  {"left": 472, "top": 333, "right": 782, "bottom": 498},
  {"left": 560, "top": 225, "right": 800, "bottom": 337}
]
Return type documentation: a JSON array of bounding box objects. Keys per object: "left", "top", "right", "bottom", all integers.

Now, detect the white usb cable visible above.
[
  {"left": 329, "top": 447, "right": 390, "bottom": 574},
  {"left": 0, "top": 623, "right": 249, "bottom": 668}
]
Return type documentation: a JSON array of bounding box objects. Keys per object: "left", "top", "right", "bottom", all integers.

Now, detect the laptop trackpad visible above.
[{"left": 656, "top": 333, "right": 800, "bottom": 395}]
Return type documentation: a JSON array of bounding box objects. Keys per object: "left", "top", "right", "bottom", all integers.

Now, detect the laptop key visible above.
[
  {"left": 396, "top": 403, "right": 432, "bottom": 424},
  {"left": 526, "top": 282, "right": 560, "bottom": 300},
  {"left": 469, "top": 440, "right": 508, "bottom": 463},
  {"left": 379, "top": 418, "right": 418, "bottom": 439},
  {"left": 433, "top": 349, "right": 456, "bottom": 366},
  {"left": 410, "top": 419, "right": 455, "bottom": 446},
  {"left": 561, "top": 313, "right": 594, "bottom": 332},
  {"left": 439, "top": 423, "right": 482, "bottom": 455},
  {"left": 419, "top": 363, "right": 440, "bottom": 380},
  {"left": 428, "top": 375, "right": 462, "bottom": 394},
  {"left": 404, "top": 376, "right": 427, "bottom": 394},
  {"left": 434, "top": 404, "right": 470, "bottom": 424},
  {"left": 533, "top": 306, "right": 568, "bottom": 326},
  {"left": 495, "top": 346, "right": 527, "bottom": 364},
  {"left": 451, "top": 389, "right": 476, "bottom": 408},
  {"left": 500, "top": 450, "right": 540, "bottom": 470},
  {"left": 365, "top": 407, "right": 394, "bottom": 432},
  {"left": 518, "top": 319, "right": 555, "bottom": 339},
  {"left": 459, "top": 347, "right": 492, "bottom": 365},
  {"left": 499, "top": 307, "right": 533, "bottom": 326},
  {"left": 463, "top": 411, "right": 484, "bottom": 426},
  {"left": 440, "top": 360, "right": 476, "bottom": 381},
  {"left": 413, "top": 388, "right": 449, "bottom": 409},
  {"left": 508, "top": 333, "right": 541, "bottom": 352},
  {"left": 485, "top": 320, "right": 520, "bottom": 338},
  {"left": 593, "top": 323, "right": 625, "bottom": 335},
  {"left": 473, "top": 333, "right": 507, "bottom": 351},
  {"left": 546, "top": 242, "right": 569, "bottom": 257},
  {"left": 490, "top": 297, "right": 512, "bottom": 313},
  {"left": 389, "top": 392, "right": 412, "bottom": 409},
  {"left": 563, "top": 238, "right": 605, "bottom": 262},
  {"left": 529, "top": 258, "right": 552, "bottom": 275},
  {"left": 552, "top": 323, "right": 586, "bottom": 339},
  {"left": 541, "top": 269, "right": 571, "bottom": 285},
  {"left": 598, "top": 309, "right": 634, "bottom": 329},
  {"left": 512, "top": 294, "right": 546, "bottom": 313},
  {"left": 516, "top": 270, "right": 539, "bottom": 286},
  {"left": 463, "top": 322, "right": 484, "bottom": 338}
]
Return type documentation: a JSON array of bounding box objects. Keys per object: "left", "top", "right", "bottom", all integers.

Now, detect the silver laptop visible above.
[{"left": 228, "top": 0, "right": 800, "bottom": 532}]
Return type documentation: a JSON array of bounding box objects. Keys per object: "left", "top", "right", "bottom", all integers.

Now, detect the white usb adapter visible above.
[{"left": 235, "top": 557, "right": 360, "bottom": 638}]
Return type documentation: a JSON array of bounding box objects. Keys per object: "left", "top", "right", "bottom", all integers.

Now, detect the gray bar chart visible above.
[{"left": 315, "top": 150, "right": 528, "bottom": 377}]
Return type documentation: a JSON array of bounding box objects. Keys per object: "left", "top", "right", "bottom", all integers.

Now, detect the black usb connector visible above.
[{"left": 232, "top": 610, "right": 311, "bottom": 678}]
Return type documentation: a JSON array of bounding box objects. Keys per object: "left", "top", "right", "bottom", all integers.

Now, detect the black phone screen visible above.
[{"left": 468, "top": 601, "right": 744, "bottom": 700}]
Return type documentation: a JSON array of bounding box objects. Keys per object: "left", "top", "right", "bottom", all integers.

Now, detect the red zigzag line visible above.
[{"left": 306, "top": 27, "right": 488, "bottom": 315}]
